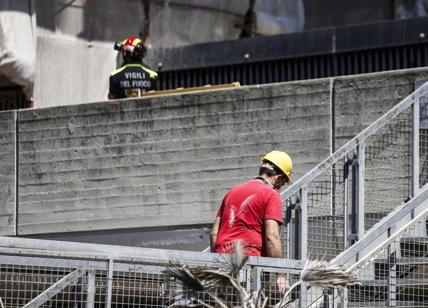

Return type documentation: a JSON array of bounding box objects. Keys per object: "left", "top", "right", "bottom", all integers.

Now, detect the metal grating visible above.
[
  {"left": 158, "top": 43, "right": 428, "bottom": 90},
  {"left": 0, "top": 87, "right": 28, "bottom": 111}
]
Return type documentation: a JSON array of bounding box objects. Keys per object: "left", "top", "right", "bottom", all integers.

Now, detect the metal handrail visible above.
[
  {"left": 282, "top": 80, "right": 428, "bottom": 199},
  {"left": 0, "top": 235, "right": 306, "bottom": 270}
]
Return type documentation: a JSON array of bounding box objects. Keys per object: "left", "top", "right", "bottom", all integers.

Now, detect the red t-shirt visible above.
[{"left": 214, "top": 179, "right": 283, "bottom": 257}]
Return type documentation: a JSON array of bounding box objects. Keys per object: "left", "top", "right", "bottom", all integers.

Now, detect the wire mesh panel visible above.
[
  {"left": 347, "top": 214, "right": 428, "bottom": 308},
  {"left": 281, "top": 82, "right": 428, "bottom": 265},
  {"left": 255, "top": 268, "right": 300, "bottom": 307},
  {"left": 42, "top": 274, "right": 91, "bottom": 308},
  {"left": 284, "top": 157, "right": 354, "bottom": 261},
  {"left": 306, "top": 163, "right": 347, "bottom": 261},
  {"left": 364, "top": 109, "right": 412, "bottom": 231},
  {"left": 0, "top": 264, "right": 86, "bottom": 308},
  {"left": 110, "top": 270, "right": 168, "bottom": 307}
]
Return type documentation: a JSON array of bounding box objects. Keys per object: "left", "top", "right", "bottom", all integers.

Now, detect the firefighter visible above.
[
  {"left": 108, "top": 36, "right": 158, "bottom": 99},
  {"left": 210, "top": 150, "right": 293, "bottom": 293}
]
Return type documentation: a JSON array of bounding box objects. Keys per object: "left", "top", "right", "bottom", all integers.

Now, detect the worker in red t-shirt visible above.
[{"left": 210, "top": 150, "right": 293, "bottom": 293}]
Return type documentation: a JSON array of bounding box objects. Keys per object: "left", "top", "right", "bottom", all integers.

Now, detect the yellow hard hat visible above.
[{"left": 262, "top": 151, "right": 293, "bottom": 183}]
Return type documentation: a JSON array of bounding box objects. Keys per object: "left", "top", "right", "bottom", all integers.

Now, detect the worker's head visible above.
[
  {"left": 114, "top": 36, "right": 147, "bottom": 62},
  {"left": 259, "top": 151, "right": 293, "bottom": 189}
]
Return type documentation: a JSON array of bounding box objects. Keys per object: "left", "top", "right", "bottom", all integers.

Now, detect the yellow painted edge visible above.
[{"left": 144, "top": 82, "right": 241, "bottom": 97}]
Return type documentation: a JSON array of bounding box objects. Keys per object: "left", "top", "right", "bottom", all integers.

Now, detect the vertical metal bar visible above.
[
  {"left": 387, "top": 247, "right": 397, "bottom": 307},
  {"left": 412, "top": 98, "right": 420, "bottom": 198},
  {"left": 14, "top": 110, "right": 19, "bottom": 236},
  {"left": 300, "top": 187, "right": 308, "bottom": 261},
  {"left": 286, "top": 201, "right": 293, "bottom": 259},
  {"left": 86, "top": 270, "right": 95, "bottom": 308},
  {"left": 343, "top": 156, "right": 349, "bottom": 248},
  {"left": 342, "top": 288, "right": 348, "bottom": 308},
  {"left": 246, "top": 267, "right": 251, "bottom": 292},
  {"left": 255, "top": 267, "right": 261, "bottom": 291},
  {"left": 298, "top": 189, "right": 308, "bottom": 308},
  {"left": 293, "top": 205, "right": 300, "bottom": 260},
  {"left": 357, "top": 143, "right": 365, "bottom": 242},
  {"left": 332, "top": 288, "right": 339, "bottom": 307},
  {"left": 106, "top": 259, "right": 114, "bottom": 308},
  {"left": 351, "top": 156, "right": 358, "bottom": 245}
]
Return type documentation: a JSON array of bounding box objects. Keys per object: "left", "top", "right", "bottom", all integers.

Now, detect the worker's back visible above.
[
  {"left": 109, "top": 63, "right": 158, "bottom": 99},
  {"left": 214, "top": 179, "right": 283, "bottom": 256}
]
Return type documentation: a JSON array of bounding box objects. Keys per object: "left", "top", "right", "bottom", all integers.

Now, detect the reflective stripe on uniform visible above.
[{"left": 110, "top": 64, "right": 158, "bottom": 78}]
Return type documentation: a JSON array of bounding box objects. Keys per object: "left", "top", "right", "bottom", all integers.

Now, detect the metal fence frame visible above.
[
  {"left": 0, "top": 180, "right": 427, "bottom": 308},
  {"left": 1, "top": 81, "right": 428, "bottom": 307},
  {"left": 0, "top": 236, "right": 306, "bottom": 307},
  {"left": 282, "top": 81, "right": 428, "bottom": 262}
]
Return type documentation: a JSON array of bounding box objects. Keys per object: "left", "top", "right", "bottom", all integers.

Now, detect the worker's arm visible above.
[
  {"left": 264, "top": 219, "right": 283, "bottom": 258},
  {"left": 265, "top": 219, "right": 288, "bottom": 293},
  {"left": 210, "top": 216, "right": 221, "bottom": 252}
]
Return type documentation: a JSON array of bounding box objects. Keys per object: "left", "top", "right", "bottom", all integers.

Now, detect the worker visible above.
[
  {"left": 108, "top": 36, "right": 158, "bottom": 99},
  {"left": 210, "top": 150, "right": 293, "bottom": 293}
]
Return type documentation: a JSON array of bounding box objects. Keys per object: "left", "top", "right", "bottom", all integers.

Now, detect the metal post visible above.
[
  {"left": 343, "top": 157, "right": 349, "bottom": 248},
  {"left": 255, "top": 267, "right": 261, "bottom": 291},
  {"left": 342, "top": 288, "right": 348, "bottom": 308},
  {"left": 351, "top": 156, "right": 358, "bottom": 245},
  {"left": 412, "top": 99, "right": 420, "bottom": 198},
  {"left": 245, "top": 267, "right": 251, "bottom": 292},
  {"left": 106, "top": 259, "right": 113, "bottom": 308},
  {"left": 387, "top": 247, "right": 397, "bottom": 307},
  {"left": 357, "top": 144, "right": 365, "bottom": 242},
  {"left": 299, "top": 187, "right": 308, "bottom": 261},
  {"left": 14, "top": 110, "right": 18, "bottom": 236},
  {"left": 285, "top": 201, "right": 294, "bottom": 259},
  {"left": 86, "top": 270, "right": 95, "bottom": 308},
  {"left": 298, "top": 187, "right": 308, "bottom": 308}
]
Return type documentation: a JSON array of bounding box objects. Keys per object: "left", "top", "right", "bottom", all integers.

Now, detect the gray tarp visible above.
[{"left": 0, "top": 0, "right": 36, "bottom": 99}]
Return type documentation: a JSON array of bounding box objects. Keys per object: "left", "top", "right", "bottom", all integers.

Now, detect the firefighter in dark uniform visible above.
[{"left": 108, "top": 36, "right": 158, "bottom": 99}]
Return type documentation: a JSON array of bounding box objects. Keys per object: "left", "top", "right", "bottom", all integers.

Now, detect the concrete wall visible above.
[
  {"left": 18, "top": 80, "right": 331, "bottom": 235},
  {"left": 0, "top": 111, "right": 15, "bottom": 235},
  {"left": 2, "top": 68, "right": 428, "bottom": 248}
]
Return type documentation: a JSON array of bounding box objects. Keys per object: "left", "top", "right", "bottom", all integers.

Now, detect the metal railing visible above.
[
  {"left": 282, "top": 81, "right": 428, "bottom": 262},
  {"left": 0, "top": 184, "right": 427, "bottom": 307},
  {"left": 0, "top": 82, "right": 427, "bottom": 307},
  {"left": 0, "top": 236, "right": 306, "bottom": 307},
  {"left": 310, "top": 182, "right": 428, "bottom": 307}
]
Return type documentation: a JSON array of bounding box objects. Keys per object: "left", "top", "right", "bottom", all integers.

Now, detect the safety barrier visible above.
[
  {"left": 0, "top": 183, "right": 427, "bottom": 307},
  {"left": 0, "top": 236, "right": 305, "bottom": 307},
  {"left": 283, "top": 81, "right": 428, "bottom": 261},
  {"left": 309, "top": 183, "right": 428, "bottom": 307}
]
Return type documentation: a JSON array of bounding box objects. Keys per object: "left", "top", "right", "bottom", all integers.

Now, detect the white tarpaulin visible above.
[
  {"left": 255, "top": 0, "right": 305, "bottom": 35},
  {"left": 0, "top": 0, "right": 36, "bottom": 99}
]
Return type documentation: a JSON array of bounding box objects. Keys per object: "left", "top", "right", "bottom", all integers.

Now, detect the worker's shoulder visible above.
[
  {"left": 110, "top": 64, "right": 157, "bottom": 77},
  {"left": 118, "top": 64, "right": 158, "bottom": 78},
  {"left": 110, "top": 65, "right": 127, "bottom": 77},
  {"left": 139, "top": 64, "right": 158, "bottom": 78}
]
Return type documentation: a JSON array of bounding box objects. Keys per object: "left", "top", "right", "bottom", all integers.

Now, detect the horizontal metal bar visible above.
[
  {"left": 23, "top": 268, "right": 86, "bottom": 308},
  {"left": 0, "top": 237, "right": 306, "bottom": 270},
  {"left": 283, "top": 80, "right": 428, "bottom": 198},
  {"left": 0, "top": 254, "right": 107, "bottom": 270}
]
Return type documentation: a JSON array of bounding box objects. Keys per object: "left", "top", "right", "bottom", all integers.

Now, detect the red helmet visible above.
[{"left": 114, "top": 36, "right": 146, "bottom": 59}]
